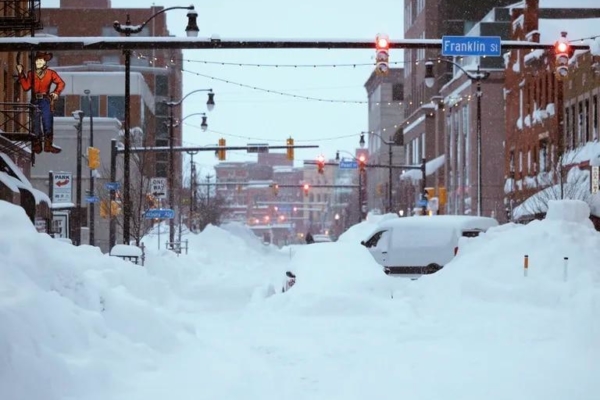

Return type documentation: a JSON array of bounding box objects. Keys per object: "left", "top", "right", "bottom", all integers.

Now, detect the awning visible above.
[
  {"left": 0, "top": 171, "right": 20, "bottom": 193},
  {"left": 400, "top": 154, "right": 446, "bottom": 182}
]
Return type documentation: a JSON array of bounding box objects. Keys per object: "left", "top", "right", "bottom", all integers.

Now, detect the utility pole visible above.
[
  {"left": 84, "top": 89, "right": 95, "bottom": 246},
  {"left": 74, "top": 110, "right": 84, "bottom": 245},
  {"left": 187, "top": 150, "right": 198, "bottom": 232}
]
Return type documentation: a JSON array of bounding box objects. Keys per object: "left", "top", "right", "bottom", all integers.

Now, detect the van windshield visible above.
[{"left": 391, "top": 226, "right": 455, "bottom": 248}]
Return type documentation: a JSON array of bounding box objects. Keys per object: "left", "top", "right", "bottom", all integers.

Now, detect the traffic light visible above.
[
  {"left": 217, "top": 138, "right": 226, "bottom": 161},
  {"left": 375, "top": 33, "right": 390, "bottom": 76},
  {"left": 110, "top": 200, "right": 121, "bottom": 216},
  {"left": 358, "top": 154, "right": 367, "bottom": 172},
  {"left": 273, "top": 184, "right": 279, "bottom": 196},
  {"left": 286, "top": 137, "right": 294, "bottom": 161},
  {"left": 100, "top": 200, "right": 121, "bottom": 218},
  {"left": 554, "top": 31, "right": 573, "bottom": 80},
  {"left": 316, "top": 154, "right": 325, "bottom": 174},
  {"left": 303, "top": 183, "right": 310, "bottom": 196},
  {"left": 87, "top": 146, "right": 100, "bottom": 170}
]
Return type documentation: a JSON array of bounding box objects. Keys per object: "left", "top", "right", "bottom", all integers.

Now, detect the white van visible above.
[{"left": 361, "top": 215, "right": 498, "bottom": 276}]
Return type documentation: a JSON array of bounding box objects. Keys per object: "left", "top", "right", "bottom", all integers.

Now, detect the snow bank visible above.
[{"left": 0, "top": 201, "right": 197, "bottom": 400}]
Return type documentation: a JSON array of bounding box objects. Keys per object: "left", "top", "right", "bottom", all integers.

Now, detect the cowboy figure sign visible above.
[{"left": 16, "top": 51, "right": 65, "bottom": 154}]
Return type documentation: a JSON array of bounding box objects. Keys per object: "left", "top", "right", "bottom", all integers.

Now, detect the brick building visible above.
[
  {"left": 504, "top": 0, "right": 600, "bottom": 221},
  {"left": 402, "top": 0, "right": 515, "bottom": 214},
  {"left": 0, "top": 0, "right": 52, "bottom": 230}
]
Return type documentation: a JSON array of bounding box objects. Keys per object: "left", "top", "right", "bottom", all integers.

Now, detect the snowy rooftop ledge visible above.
[{"left": 401, "top": 154, "right": 446, "bottom": 181}]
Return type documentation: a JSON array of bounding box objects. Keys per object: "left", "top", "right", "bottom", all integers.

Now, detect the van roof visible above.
[{"left": 376, "top": 215, "right": 499, "bottom": 231}]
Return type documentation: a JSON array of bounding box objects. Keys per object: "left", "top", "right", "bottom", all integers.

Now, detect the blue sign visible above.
[
  {"left": 105, "top": 181, "right": 121, "bottom": 191},
  {"left": 278, "top": 204, "right": 292, "bottom": 212},
  {"left": 339, "top": 160, "right": 358, "bottom": 169},
  {"left": 144, "top": 208, "right": 175, "bottom": 219},
  {"left": 418, "top": 199, "right": 428, "bottom": 207},
  {"left": 85, "top": 196, "right": 100, "bottom": 203},
  {"left": 441, "top": 36, "right": 501, "bottom": 57}
]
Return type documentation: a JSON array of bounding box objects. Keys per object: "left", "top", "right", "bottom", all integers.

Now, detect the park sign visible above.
[{"left": 442, "top": 36, "right": 501, "bottom": 57}]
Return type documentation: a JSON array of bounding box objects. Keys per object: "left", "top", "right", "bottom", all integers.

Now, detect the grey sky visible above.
[{"left": 45, "top": 0, "right": 405, "bottom": 175}]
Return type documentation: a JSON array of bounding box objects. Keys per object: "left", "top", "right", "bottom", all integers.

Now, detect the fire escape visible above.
[{"left": 0, "top": 0, "right": 43, "bottom": 164}]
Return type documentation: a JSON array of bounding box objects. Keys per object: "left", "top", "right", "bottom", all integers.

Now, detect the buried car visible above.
[{"left": 361, "top": 215, "right": 498, "bottom": 276}]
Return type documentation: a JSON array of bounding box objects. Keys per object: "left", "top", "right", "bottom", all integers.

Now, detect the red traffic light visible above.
[
  {"left": 556, "top": 41, "right": 568, "bottom": 53},
  {"left": 359, "top": 154, "right": 366, "bottom": 163},
  {"left": 316, "top": 155, "right": 325, "bottom": 174},
  {"left": 376, "top": 35, "right": 389, "bottom": 49},
  {"left": 303, "top": 183, "right": 310, "bottom": 196}
]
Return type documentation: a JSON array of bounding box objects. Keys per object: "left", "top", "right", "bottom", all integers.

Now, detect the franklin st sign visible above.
[{"left": 441, "top": 36, "right": 502, "bottom": 57}]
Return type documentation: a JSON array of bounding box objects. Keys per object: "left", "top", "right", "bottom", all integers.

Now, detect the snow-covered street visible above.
[{"left": 2, "top": 200, "right": 600, "bottom": 400}]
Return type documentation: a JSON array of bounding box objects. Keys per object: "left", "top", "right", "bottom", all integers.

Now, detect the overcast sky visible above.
[{"left": 46, "top": 0, "right": 405, "bottom": 176}]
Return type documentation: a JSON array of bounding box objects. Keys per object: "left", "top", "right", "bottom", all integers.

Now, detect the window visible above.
[
  {"left": 594, "top": 95, "right": 598, "bottom": 140},
  {"left": 584, "top": 99, "right": 590, "bottom": 143},
  {"left": 80, "top": 95, "right": 100, "bottom": 117},
  {"left": 519, "top": 151, "right": 523, "bottom": 172},
  {"left": 527, "top": 149, "right": 532, "bottom": 173},
  {"left": 156, "top": 117, "right": 169, "bottom": 139},
  {"left": 392, "top": 83, "right": 404, "bottom": 101},
  {"left": 53, "top": 97, "right": 65, "bottom": 117},
  {"left": 421, "top": 133, "right": 426, "bottom": 158},
  {"left": 107, "top": 96, "right": 125, "bottom": 121},
  {"left": 363, "top": 230, "right": 387, "bottom": 248},
  {"left": 578, "top": 102, "right": 584, "bottom": 145},
  {"left": 539, "top": 140, "right": 548, "bottom": 172},
  {"left": 155, "top": 101, "right": 168, "bottom": 117},
  {"left": 509, "top": 151, "right": 515, "bottom": 173},
  {"left": 156, "top": 75, "right": 169, "bottom": 98}
]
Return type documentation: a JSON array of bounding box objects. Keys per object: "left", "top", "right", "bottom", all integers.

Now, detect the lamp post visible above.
[
  {"left": 84, "top": 89, "right": 95, "bottom": 246},
  {"left": 113, "top": 5, "right": 199, "bottom": 245},
  {"left": 425, "top": 59, "right": 490, "bottom": 216},
  {"left": 73, "top": 110, "right": 84, "bottom": 245},
  {"left": 164, "top": 90, "right": 214, "bottom": 246},
  {"left": 359, "top": 131, "right": 396, "bottom": 213}
]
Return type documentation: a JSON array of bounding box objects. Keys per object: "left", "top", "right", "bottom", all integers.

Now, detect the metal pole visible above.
[
  {"left": 109, "top": 139, "right": 117, "bottom": 249},
  {"left": 206, "top": 174, "right": 211, "bottom": 208},
  {"left": 168, "top": 102, "right": 175, "bottom": 245},
  {"left": 358, "top": 169, "right": 362, "bottom": 222},
  {"left": 75, "top": 113, "right": 83, "bottom": 245},
  {"left": 476, "top": 66, "right": 483, "bottom": 217},
  {"left": 388, "top": 141, "right": 393, "bottom": 213},
  {"left": 87, "top": 93, "right": 95, "bottom": 246},
  {"left": 421, "top": 157, "right": 427, "bottom": 215},
  {"left": 122, "top": 19, "right": 132, "bottom": 245}
]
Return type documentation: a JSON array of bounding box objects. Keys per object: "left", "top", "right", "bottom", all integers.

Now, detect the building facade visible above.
[
  {"left": 363, "top": 67, "right": 405, "bottom": 214},
  {"left": 504, "top": 0, "right": 600, "bottom": 222}
]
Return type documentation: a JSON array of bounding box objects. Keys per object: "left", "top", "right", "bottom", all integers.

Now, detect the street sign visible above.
[
  {"left": 51, "top": 172, "right": 73, "bottom": 203},
  {"left": 442, "top": 36, "right": 501, "bottom": 57},
  {"left": 150, "top": 177, "right": 167, "bottom": 199},
  {"left": 278, "top": 204, "right": 292, "bottom": 212},
  {"left": 592, "top": 166, "right": 599, "bottom": 194},
  {"left": 105, "top": 181, "right": 121, "bottom": 191},
  {"left": 85, "top": 196, "right": 100, "bottom": 203},
  {"left": 144, "top": 208, "right": 175, "bottom": 219},
  {"left": 339, "top": 160, "right": 358, "bottom": 169}
]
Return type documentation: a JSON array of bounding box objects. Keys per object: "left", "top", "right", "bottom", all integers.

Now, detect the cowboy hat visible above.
[{"left": 34, "top": 51, "right": 53, "bottom": 62}]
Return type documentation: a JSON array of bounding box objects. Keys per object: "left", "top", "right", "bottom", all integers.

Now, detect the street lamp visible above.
[
  {"left": 359, "top": 131, "right": 397, "bottom": 213},
  {"left": 164, "top": 89, "right": 215, "bottom": 246},
  {"left": 425, "top": 59, "right": 490, "bottom": 216},
  {"left": 72, "top": 110, "right": 84, "bottom": 245},
  {"left": 113, "top": 5, "right": 199, "bottom": 245},
  {"left": 84, "top": 89, "right": 95, "bottom": 246}
]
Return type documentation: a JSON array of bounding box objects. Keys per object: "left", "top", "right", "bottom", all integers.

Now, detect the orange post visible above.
[{"left": 524, "top": 255, "right": 529, "bottom": 277}]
